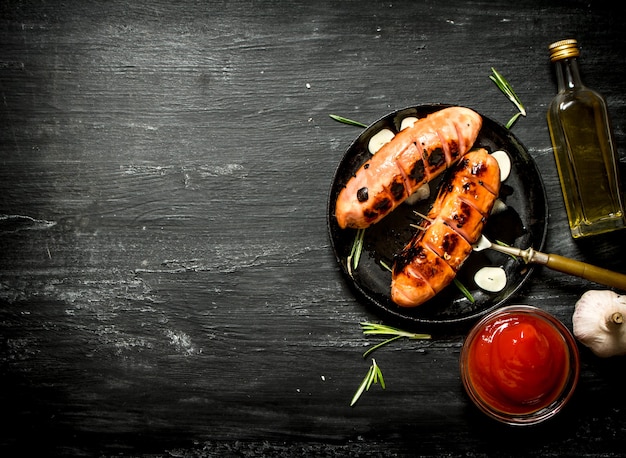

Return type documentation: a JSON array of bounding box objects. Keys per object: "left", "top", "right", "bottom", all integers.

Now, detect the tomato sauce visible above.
[{"left": 466, "top": 311, "right": 571, "bottom": 415}]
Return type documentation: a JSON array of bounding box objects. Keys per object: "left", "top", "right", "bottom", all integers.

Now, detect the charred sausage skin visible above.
[
  {"left": 335, "top": 107, "right": 483, "bottom": 229},
  {"left": 391, "top": 148, "right": 501, "bottom": 308}
]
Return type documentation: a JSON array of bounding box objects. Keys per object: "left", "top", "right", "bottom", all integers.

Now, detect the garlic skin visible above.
[{"left": 572, "top": 290, "right": 626, "bottom": 358}]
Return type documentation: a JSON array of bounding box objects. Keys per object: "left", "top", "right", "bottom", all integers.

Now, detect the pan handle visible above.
[{"left": 545, "top": 254, "right": 626, "bottom": 290}]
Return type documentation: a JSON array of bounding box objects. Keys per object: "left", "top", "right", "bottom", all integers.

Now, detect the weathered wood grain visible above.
[{"left": 1, "top": 0, "right": 626, "bottom": 456}]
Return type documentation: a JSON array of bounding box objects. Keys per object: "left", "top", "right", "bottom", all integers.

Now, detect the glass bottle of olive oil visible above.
[{"left": 547, "top": 39, "right": 626, "bottom": 238}]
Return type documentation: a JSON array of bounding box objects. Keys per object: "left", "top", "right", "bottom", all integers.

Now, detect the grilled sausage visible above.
[
  {"left": 391, "top": 148, "right": 501, "bottom": 307},
  {"left": 335, "top": 107, "right": 482, "bottom": 229}
]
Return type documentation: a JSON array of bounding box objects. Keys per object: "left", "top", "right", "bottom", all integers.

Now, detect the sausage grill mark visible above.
[
  {"left": 409, "top": 159, "right": 426, "bottom": 183},
  {"left": 364, "top": 209, "right": 378, "bottom": 221},
  {"left": 441, "top": 232, "right": 462, "bottom": 255},
  {"left": 452, "top": 201, "right": 472, "bottom": 228},
  {"left": 373, "top": 197, "right": 392, "bottom": 212},
  {"left": 390, "top": 179, "right": 405, "bottom": 201},
  {"left": 427, "top": 147, "right": 445, "bottom": 168}
]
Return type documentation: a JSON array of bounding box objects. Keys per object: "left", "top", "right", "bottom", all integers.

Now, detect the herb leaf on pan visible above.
[
  {"left": 454, "top": 278, "right": 476, "bottom": 304},
  {"left": 347, "top": 228, "right": 365, "bottom": 277}
]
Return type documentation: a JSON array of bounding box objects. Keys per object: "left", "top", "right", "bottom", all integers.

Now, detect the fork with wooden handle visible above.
[{"left": 473, "top": 235, "right": 626, "bottom": 290}]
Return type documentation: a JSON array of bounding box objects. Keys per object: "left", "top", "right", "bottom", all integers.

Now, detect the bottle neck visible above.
[{"left": 554, "top": 57, "right": 584, "bottom": 92}]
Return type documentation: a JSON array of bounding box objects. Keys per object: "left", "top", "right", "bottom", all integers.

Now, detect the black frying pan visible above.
[{"left": 327, "top": 104, "right": 548, "bottom": 327}]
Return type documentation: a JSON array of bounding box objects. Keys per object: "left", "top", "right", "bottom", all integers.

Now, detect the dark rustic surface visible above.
[{"left": 2, "top": 1, "right": 626, "bottom": 456}]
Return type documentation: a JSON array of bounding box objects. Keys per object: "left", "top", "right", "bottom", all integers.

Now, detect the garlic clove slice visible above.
[
  {"left": 400, "top": 116, "right": 419, "bottom": 131},
  {"left": 474, "top": 266, "right": 507, "bottom": 292},
  {"left": 491, "top": 150, "right": 511, "bottom": 181},
  {"left": 368, "top": 128, "right": 395, "bottom": 154}
]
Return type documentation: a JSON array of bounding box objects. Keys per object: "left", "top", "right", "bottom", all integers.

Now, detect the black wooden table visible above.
[{"left": 2, "top": 1, "right": 626, "bottom": 456}]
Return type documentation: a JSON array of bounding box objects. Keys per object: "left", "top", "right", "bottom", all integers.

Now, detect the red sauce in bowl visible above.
[{"left": 461, "top": 306, "right": 579, "bottom": 424}]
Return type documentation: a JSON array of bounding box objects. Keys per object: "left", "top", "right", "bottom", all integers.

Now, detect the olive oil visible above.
[{"left": 547, "top": 39, "right": 626, "bottom": 238}]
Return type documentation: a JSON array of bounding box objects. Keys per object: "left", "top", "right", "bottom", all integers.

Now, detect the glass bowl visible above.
[{"left": 460, "top": 305, "right": 580, "bottom": 425}]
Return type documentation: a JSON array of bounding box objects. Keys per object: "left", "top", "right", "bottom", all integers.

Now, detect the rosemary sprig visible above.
[
  {"left": 350, "top": 358, "right": 385, "bottom": 407},
  {"left": 350, "top": 323, "right": 430, "bottom": 405},
  {"left": 360, "top": 321, "right": 431, "bottom": 357},
  {"left": 347, "top": 228, "right": 365, "bottom": 276},
  {"left": 489, "top": 67, "right": 526, "bottom": 129},
  {"left": 504, "top": 111, "right": 524, "bottom": 129},
  {"left": 329, "top": 114, "right": 368, "bottom": 128},
  {"left": 453, "top": 278, "right": 475, "bottom": 303}
]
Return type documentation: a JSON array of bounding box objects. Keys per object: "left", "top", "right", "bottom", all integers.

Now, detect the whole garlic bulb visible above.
[{"left": 572, "top": 290, "right": 626, "bottom": 358}]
